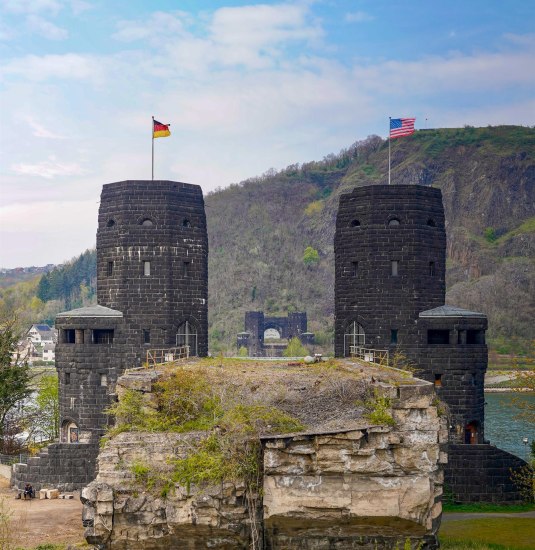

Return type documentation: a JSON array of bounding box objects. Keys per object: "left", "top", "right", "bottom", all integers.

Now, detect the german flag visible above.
[{"left": 153, "top": 119, "right": 171, "bottom": 138}]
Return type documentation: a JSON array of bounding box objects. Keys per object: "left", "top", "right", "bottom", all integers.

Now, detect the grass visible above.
[
  {"left": 439, "top": 518, "right": 535, "bottom": 550},
  {"left": 443, "top": 502, "right": 535, "bottom": 513}
]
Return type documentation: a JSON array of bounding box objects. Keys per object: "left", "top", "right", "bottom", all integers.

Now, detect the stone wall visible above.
[
  {"left": 81, "top": 368, "right": 446, "bottom": 549},
  {"left": 12, "top": 442, "right": 98, "bottom": 492},
  {"left": 445, "top": 444, "right": 529, "bottom": 503}
]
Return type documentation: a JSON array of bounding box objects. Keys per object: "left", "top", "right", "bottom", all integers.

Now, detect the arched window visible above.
[
  {"left": 182, "top": 219, "right": 191, "bottom": 228},
  {"left": 388, "top": 218, "right": 400, "bottom": 226},
  {"left": 427, "top": 218, "right": 436, "bottom": 227},
  {"left": 350, "top": 219, "right": 361, "bottom": 227},
  {"left": 176, "top": 321, "right": 198, "bottom": 356},
  {"left": 141, "top": 218, "right": 153, "bottom": 227},
  {"left": 106, "top": 219, "right": 115, "bottom": 228},
  {"left": 344, "top": 321, "right": 365, "bottom": 356}
]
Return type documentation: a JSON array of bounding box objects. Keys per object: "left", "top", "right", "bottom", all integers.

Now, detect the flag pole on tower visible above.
[
  {"left": 388, "top": 117, "right": 416, "bottom": 185},
  {"left": 152, "top": 116, "right": 171, "bottom": 181}
]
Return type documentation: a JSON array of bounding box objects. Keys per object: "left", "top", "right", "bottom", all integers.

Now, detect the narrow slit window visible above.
[
  {"left": 107, "top": 261, "right": 113, "bottom": 276},
  {"left": 390, "top": 329, "right": 398, "bottom": 345},
  {"left": 471, "top": 373, "right": 477, "bottom": 387},
  {"left": 144, "top": 261, "right": 151, "bottom": 276},
  {"left": 65, "top": 372, "right": 71, "bottom": 385},
  {"left": 143, "top": 330, "right": 151, "bottom": 344},
  {"left": 183, "top": 261, "right": 190, "bottom": 277},
  {"left": 351, "top": 261, "right": 358, "bottom": 277},
  {"left": 429, "top": 261, "right": 436, "bottom": 276},
  {"left": 100, "top": 373, "right": 108, "bottom": 387},
  {"left": 391, "top": 260, "right": 399, "bottom": 276},
  {"left": 434, "top": 374, "right": 442, "bottom": 387}
]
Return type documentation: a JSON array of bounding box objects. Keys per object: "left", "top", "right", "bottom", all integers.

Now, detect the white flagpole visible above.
[
  {"left": 151, "top": 116, "right": 154, "bottom": 181},
  {"left": 388, "top": 117, "right": 391, "bottom": 185}
]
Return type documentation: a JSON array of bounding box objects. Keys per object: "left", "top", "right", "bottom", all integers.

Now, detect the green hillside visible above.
[
  {"left": 206, "top": 125, "right": 535, "bottom": 354},
  {"left": 2, "top": 126, "right": 533, "bottom": 355}
]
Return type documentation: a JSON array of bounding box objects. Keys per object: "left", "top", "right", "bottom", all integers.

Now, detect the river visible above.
[{"left": 485, "top": 392, "right": 535, "bottom": 461}]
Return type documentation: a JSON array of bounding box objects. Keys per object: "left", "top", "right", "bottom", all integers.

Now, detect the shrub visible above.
[
  {"left": 362, "top": 389, "right": 395, "bottom": 427},
  {"left": 303, "top": 246, "right": 320, "bottom": 266},
  {"left": 283, "top": 337, "right": 308, "bottom": 357}
]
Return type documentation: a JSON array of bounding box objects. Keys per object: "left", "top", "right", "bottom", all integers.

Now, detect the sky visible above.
[{"left": 0, "top": 0, "right": 534, "bottom": 268}]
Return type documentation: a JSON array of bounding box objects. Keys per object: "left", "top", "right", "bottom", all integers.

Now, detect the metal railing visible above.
[
  {"left": 349, "top": 346, "right": 389, "bottom": 367},
  {"left": 0, "top": 453, "right": 29, "bottom": 465},
  {"left": 145, "top": 346, "right": 190, "bottom": 368}
]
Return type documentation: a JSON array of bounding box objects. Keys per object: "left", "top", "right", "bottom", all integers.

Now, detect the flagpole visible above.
[
  {"left": 388, "top": 117, "right": 391, "bottom": 185},
  {"left": 151, "top": 116, "right": 154, "bottom": 181}
]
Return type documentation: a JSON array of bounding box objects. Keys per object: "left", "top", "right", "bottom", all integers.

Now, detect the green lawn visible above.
[{"left": 439, "top": 518, "right": 535, "bottom": 549}]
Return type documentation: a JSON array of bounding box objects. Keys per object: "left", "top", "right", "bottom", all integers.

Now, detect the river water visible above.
[{"left": 485, "top": 392, "right": 535, "bottom": 461}]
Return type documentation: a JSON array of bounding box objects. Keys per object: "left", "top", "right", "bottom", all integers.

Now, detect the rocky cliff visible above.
[{"left": 81, "top": 359, "right": 447, "bottom": 549}]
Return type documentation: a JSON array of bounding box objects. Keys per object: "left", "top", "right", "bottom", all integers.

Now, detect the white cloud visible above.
[
  {"left": 210, "top": 3, "right": 321, "bottom": 46},
  {"left": 27, "top": 14, "right": 68, "bottom": 40},
  {"left": 70, "top": 0, "right": 92, "bottom": 16},
  {"left": 345, "top": 11, "right": 374, "bottom": 23},
  {"left": 11, "top": 157, "right": 85, "bottom": 178},
  {"left": 1, "top": 53, "right": 104, "bottom": 81},
  {"left": 1, "top": 0, "right": 62, "bottom": 15},
  {"left": 113, "top": 11, "right": 187, "bottom": 42},
  {"left": 353, "top": 50, "right": 535, "bottom": 94},
  {"left": 25, "top": 116, "right": 65, "bottom": 139}
]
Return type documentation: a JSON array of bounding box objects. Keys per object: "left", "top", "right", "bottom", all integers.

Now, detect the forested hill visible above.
[
  {"left": 4, "top": 126, "right": 533, "bottom": 354},
  {"left": 206, "top": 126, "right": 535, "bottom": 353}
]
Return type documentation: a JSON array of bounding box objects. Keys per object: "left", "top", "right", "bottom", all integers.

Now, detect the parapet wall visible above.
[
  {"left": 12, "top": 442, "right": 99, "bottom": 492},
  {"left": 445, "top": 444, "right": 529, "bottom": 503}
]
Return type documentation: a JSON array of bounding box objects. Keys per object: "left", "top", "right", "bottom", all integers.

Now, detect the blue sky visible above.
[{"left": 1, "top": 0, "right": 534, "bottom": 267}]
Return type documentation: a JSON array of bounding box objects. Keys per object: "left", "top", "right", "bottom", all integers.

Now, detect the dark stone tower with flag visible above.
[{"left": 13, "top": 180, "right": 208, "bottom": 492}]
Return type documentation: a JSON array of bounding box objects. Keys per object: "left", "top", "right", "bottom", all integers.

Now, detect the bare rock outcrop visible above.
[{"left": 82, "top": 361, "right": 446, "bottom": 549}]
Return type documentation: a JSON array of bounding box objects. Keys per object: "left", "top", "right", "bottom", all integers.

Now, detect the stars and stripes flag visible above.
[
  {"left": 389, "top": 117, "right": 415, "bottom": 139},
  {"left": 153, "top": 119, "right": 171, "bottom": 138}
]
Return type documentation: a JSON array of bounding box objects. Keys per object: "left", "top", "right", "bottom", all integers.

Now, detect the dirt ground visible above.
[{"left": 0, "top": 475, "right": 86, "bottom": 549}]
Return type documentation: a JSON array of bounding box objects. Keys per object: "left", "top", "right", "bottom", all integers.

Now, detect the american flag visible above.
[{"left": 390, "top": 117, "right": 416, "bottom": 139}]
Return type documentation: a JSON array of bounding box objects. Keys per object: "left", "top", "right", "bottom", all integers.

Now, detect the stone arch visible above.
[{"left": 263, "top": 321, "right": 284, "bottom": 340}]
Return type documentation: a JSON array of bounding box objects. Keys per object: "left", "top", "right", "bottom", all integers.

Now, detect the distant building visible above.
[
  {"left": 27, "top": 324, "right": 57, "bottom": 345},
  {"left": 237, "top": 311, "right": 314, "bottom": 357}
]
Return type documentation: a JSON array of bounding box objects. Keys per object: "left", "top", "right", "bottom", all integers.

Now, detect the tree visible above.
[
  {"left": 303, "top": 246, "right": 320, "bottom": 266},
  {"left": 0, "top": 317, "right": 32, "bottom": 453},
  {"left": 283, "top": 337, "right": 308, "bottom": 357},
  {"left": 26, "top": 374, "right": 59, "bottom": 444}
]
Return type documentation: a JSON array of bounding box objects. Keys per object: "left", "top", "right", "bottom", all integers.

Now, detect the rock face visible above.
[{"left": 82, "top": 365, "right": 446, "bottom": 549}]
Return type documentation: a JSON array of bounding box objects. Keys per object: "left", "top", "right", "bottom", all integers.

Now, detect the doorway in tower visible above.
[
  {"left": 344, "top": 321, "right": 366, "bottom": 357},
  {"left": 464, "top": 421, "right": 480, "bottom": 444},
  {"left": 62, "top": 420, "right": 79, "bottom": 443},
  {"left": 176, "top": 321, "right": 198, "bottom": 356}
]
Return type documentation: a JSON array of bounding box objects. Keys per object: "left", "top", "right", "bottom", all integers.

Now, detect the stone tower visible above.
[
  {"left": 96, "top": 180, "right": 208, "bottom": 361},
  {"left": 334, "top": 184, "right": 486, "bottom": 442},
  {"left": 13, "top": 180, "right": 208, "bottom": 492}
]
